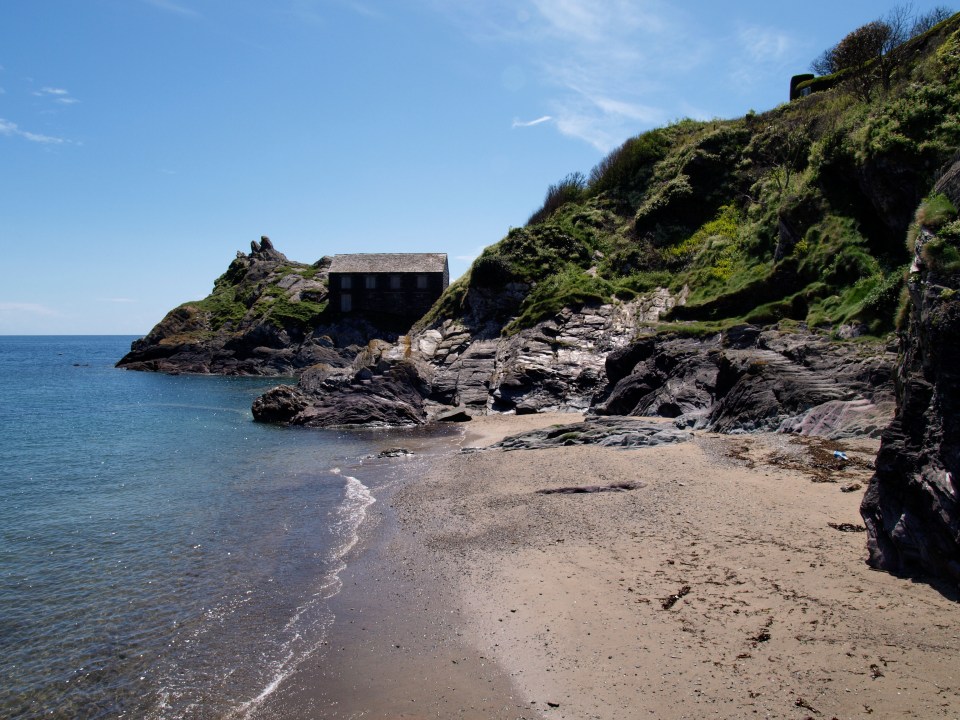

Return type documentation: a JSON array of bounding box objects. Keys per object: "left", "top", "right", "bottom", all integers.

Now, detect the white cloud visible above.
[
  {"left": 143, "top": 0, "right": 200, "bottom": 17},
  {"left": 512, "top": 115, "right": 553, "bottom": 128},
  {"left": 434, "top": 0, "right": 680, "bottom": 153},
  {"left": 0, "top": 118, "right": 67, "bottom": 145},
  {"left": 583, "top": 92, "right": 662, "bottom": 123},
  {"left": 338, "top": 0, "right": 385, "bottom": 20},
  {"left": 33, "top": 86, "right": 80, "bottom": 105},
  {"left": 287, "top": 0, "right": 385, "bottom": 25},
  {"left": 738, "top": 25, "right": 793, "bottom": 63},
  {"left": 529, "top": 0, "right": 664, "bottom": 43},
  {"left": 549, "top": 90, "right": 667, "bottom": 151},
  {"left": 0, "top": 302, "right": 58, "bottom": 316},
  {"left": 728, "top": 24, "right": 798, "bottom": 92}
]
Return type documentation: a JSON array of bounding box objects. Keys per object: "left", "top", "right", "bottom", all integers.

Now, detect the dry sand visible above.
[
  {"left": 261, "top": 413, "right": 960, "bottom": 719},
  {"left": 390, "top": 413, "right": 960, "bottom": 720}
]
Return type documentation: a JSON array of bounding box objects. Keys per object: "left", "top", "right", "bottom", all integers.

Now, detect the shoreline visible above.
[
  {"left": 258, "top": 413, "right": 960, "bottom": 719},
  {"left": 252, "top": 419, "right": 540, "bottom": 719}
]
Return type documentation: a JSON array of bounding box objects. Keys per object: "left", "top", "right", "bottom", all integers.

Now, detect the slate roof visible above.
[{"left": 327, "top": 253, "right": 448, "bottom": 274}]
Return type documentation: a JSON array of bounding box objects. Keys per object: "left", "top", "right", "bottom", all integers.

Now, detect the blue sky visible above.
[{"left": 1, "top": 0, "right": 953, "bottom": 334}]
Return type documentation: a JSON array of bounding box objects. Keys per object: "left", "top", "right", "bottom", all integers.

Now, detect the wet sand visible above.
[{"left": 259, "top": 413, "right": 960, "bottom": 719}]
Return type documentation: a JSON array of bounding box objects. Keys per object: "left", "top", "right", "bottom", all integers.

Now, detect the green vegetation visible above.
[
  {"left": 505, "top": 267, "right": 614, "bottom": 333},
  {"left": 423, "top": 11, "right": 960, "bottom": 338},
  {"left": 179, "top": 257, "right": 329, "bottom": 334}
]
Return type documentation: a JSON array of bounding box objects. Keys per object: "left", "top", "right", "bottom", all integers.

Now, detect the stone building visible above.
[{"left": 327, "top": 253, "right": 449, "bottom": 320}]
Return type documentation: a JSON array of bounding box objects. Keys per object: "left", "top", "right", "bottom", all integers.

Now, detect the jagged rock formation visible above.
[
  {"left": 117, "top": 238, "right": 391, "bottom": 375},
  {"left": 251, "top": 341, "right": 433, "bottom": 427},
  {"left": 251, "top": 299, "right": 644, "bottom": 427},
  {"left": 861, "top": 170, "right": 960, "bottom": 586},
  {"left": 254, "top": 290, "right": 896, "bottom": 437},
  {"left": 595, "top": 325, "right": 895, "bottom": 436}
]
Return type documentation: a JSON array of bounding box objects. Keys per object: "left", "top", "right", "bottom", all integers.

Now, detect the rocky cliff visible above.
[
  {"left": 116, "top": 237, "right": 391, "bottom": 375},
  {"left": 252, "top": 295, "right": 896, "bottom": 437},
  {"left": 861, "top": 166, "right": 960, "bottom": 586}
]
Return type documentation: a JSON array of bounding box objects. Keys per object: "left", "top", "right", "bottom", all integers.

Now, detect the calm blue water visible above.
[{"left": 0, "top": 336, "right": 454, "bottom": 719}]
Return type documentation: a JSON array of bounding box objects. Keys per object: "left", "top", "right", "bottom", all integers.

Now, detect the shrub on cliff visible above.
[
  {"left": 469, "top": 254, "right": 516, "bottom": 288},
  {"left": 527, "top": 172, "right": 587, "bottom": 225}
]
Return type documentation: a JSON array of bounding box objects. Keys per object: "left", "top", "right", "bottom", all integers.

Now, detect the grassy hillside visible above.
[
  {"left": 183, "top": 257, "right": 328, "bottom": 335},
  {"left": 423, "top": 13, "right": 960, "bottom": 338},
  {"left": 136, "top": 249, "right": 333, "bottom": 353}
]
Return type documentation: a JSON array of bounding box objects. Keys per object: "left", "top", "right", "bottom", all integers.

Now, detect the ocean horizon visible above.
[{"left": 0, "top": 335, "right": 453, "bottom": 719}]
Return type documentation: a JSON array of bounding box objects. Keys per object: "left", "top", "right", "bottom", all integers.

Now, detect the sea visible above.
[{"left": 0, "top": 335, "right": 456, "bottom": 719}]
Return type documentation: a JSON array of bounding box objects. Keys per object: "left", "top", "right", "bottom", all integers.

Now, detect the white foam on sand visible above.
[{"left": 231, "top": 469, "right": 376, "bottom": 719}]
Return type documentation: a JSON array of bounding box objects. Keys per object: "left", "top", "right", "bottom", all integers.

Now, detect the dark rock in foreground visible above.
[
  {"left": 481, "top": 417, "right": 692, "bottom": 451},
  {"left": 861, "top": 212, "right": 960, "bottom": 586},
  {"left": 251, "top": 342, "right": 433, "bottom": 427}
]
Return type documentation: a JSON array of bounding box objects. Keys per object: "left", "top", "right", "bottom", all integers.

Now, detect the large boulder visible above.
[
  {"left": 252, "top": 344, "right": 434, "bottom": 427},
  {"left": 595, "top": 335, "right": 720, "bottom": 418}
]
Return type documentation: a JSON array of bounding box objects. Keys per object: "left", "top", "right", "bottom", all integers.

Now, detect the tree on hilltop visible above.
[{"left": 810, "top": 4, "right": 954, "bottom": 100}]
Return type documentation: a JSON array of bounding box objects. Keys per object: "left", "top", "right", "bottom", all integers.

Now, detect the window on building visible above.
[
  {"left": 416, "top": 274, "right": 428, "bottom": 289},
  {"left": 365, "top": 275, "right": 377, "bottom": 289},
  {"left": 390, "top": 275, "right": 401, "bottom": 290},
  {"left": 340, "top": 294, "right": 352, "bottom": 312},
  {"left": 340, "top": 275, "right": 352, "bottom": 290}
]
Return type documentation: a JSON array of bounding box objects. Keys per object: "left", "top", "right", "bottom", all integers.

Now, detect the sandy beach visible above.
[{"left": 261, "top": 413, "right": 960, "bottom": 719}]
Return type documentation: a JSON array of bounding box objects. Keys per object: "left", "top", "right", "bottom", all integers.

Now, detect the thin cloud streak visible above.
[
  {"left": 738, "top": 25, "right": 793, "bottom": 62},
  {"left": 0, "top": 118, "right": 66, "bottom": 145},
  {"left": 434, "top": 0, "right": 680, "bottom": 152},
  {"left": 512, "top": 115, "right": 553, "bottom": 128},
  {"left": 437, "top": 1, "right": 806, "bottom": 152},
  {"left": 728, "top": 24, "right": 798, "bottom": 91},
  {"left": 143, "top": 0, "right": 200, "bottom": 18},
  {"left": 287, "top": 0, "right": 385, "bottom": 26},
  {"left": 34, "top": 87, "right": 80, "bottom": 105},
  {"left": 0, "top": 302, "right": 58, "bottom": 316}
]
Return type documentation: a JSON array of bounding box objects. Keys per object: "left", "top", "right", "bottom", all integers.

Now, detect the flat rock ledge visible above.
[{"left": 470, "top": 417, "right": 692, "bottom": 452}]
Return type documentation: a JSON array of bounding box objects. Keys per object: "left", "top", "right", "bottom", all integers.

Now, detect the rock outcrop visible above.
[
  {"left": 479, "top": 417, "right": 692, "bottom": 451},
  {"left": 595, "top": 325, "right": 895, "bottom": 437},
  {"left": 861, "top": 182, "right": 960, "bottom": 586},
  {"left": 253, "top": 288, "right": 896, "bottom": 437},
  {"left": 250, "top": 298, "right": 645, "bottom": 427},
  {"left": 251, "top": 341, "right": 433, "bottom": 427},
  {"left": 117, "top": 239, "right": 391, "bottom": 376}
]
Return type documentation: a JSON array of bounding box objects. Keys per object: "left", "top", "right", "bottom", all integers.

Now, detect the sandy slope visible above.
[{"left": 391, "top": 414, "right": 960, "bottom": 720}]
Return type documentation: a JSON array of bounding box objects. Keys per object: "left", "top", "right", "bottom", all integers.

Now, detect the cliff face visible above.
[
  {"left": 252, "top": 295, "right": 896, "bottom": 437},
  {"left": 861, "top": 171, "right": 960, "bottom": 585},
  {"left": 117, "top": 238, "right": 391, "bottom": 375}
]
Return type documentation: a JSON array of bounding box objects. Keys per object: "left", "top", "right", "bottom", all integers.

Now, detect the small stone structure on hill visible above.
[{"left": 327, "top": 253, "right": 449, "bottom": 320}]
